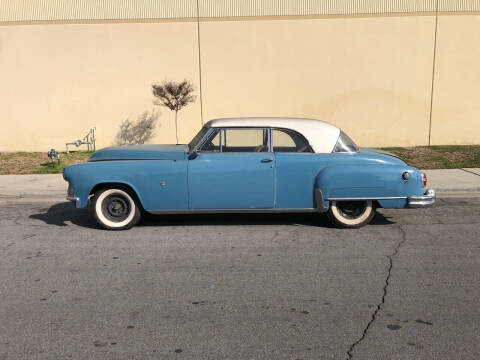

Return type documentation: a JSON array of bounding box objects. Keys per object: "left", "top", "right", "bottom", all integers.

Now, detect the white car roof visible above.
[{"left": 205, "top": 117, "right": 341, "bottom": 153}]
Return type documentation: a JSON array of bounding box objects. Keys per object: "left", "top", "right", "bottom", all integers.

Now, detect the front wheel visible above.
[
  {"left": 91, "top": 188, "right": 141, "bottom": 230},
  {"left": 327, "top": 200, "right": 374, "bottom": 228}
]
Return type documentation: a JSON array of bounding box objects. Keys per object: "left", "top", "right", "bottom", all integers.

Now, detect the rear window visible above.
[
  {"left": 272, "top": 129, "right": 312, "bottom": 153},
  {"left": 333, "top": 131, "right": 358, "bottom": 153}
]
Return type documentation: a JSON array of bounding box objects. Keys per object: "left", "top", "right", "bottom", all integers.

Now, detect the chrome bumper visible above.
[
  {"left": 67, "top": 196, "right": 81, "bottom": 208},
  {"left": 408, "top": 189, "right": 436, "bottom": 208},
  {"left": 66, "top": 185, "right": 81, "bottom": 208},
  {"left": 67, "top": 185, "right": 81, "bottom": 208}
]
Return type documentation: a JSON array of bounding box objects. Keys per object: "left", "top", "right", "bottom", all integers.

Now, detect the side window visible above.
[
  {"left": 273, "top": 129, "right": 311, "bottom": 153},
  {"left": 198, "top": 128, "right": 269, "bottom": 152},
  {"left": 222, "top": 128, "right": 269, "bottom": 152},
  {"left": 333, "top": 131, "right": 358, "bottom": 153}
]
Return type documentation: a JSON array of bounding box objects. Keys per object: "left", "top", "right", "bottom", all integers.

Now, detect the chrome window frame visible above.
[
  {"left": 196, "top": 127, "right": 222, "bottom": 153},
  {"left": 191, "top": 127, "right": 216, "bottom": 153},
  {"left": 193, "top": 126, "right": 273, "bottom": 154}
]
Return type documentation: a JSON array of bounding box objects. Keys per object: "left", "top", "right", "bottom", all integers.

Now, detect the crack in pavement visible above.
[
  {"left": 346, "top": 226, "right": 407, "bottom": 360},
  {"left": 461, "top": 168, "right": 480, "bottom": 177}
]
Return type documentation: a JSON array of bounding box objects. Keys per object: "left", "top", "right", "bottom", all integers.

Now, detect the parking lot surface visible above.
[{"left": 0, "top": 197, "right": 479, "bottom": 359}]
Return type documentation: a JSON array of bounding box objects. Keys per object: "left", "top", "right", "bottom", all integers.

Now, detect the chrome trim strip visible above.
[
  {"left": 148, "top": 208, "right": 318, "bottom": 214},
  {"left": 326, "top": 196, "right": 407, "bottom": 201},
  {"left": 408, "top": 189, "right": 436, "bottom": 208},
  {"left": 67, "top": 196, "right": 81, "bottom": 208},
  {"left": 268, "top": 127, "right": 273, "bottom": 153}
]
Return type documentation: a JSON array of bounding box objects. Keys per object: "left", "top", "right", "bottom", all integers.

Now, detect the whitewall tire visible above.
[
  {"left": 327, "top": 200, "right": 375, "bottom": 229},
  {"left": 91, "top": 188, "right": 141, "bottom": 230}
]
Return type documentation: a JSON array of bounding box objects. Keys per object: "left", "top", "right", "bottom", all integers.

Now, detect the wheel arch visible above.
[{"left": 89, "top": 182, "right": 145, "bottom": 211}]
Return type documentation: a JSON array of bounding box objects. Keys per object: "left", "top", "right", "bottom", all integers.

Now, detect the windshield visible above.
[
  {"left": 188, "top": 127, "right": 209, "bottom": 151},
  {"left": 333, "top": 131, "right": 358, "bottom": 153}
]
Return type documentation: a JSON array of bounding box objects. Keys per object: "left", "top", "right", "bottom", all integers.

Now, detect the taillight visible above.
[{"left": 421, "top": 172, "right": 427, "bottom": 187}]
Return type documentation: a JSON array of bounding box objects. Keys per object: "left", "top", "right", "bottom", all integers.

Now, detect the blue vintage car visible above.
[{"left": 63, "top": 118, "right": 435, "bottom": 230}]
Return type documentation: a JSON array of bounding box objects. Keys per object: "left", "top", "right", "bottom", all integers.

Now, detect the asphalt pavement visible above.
[{"left": 0, "top": 196, "right": 479, "bottom": 359}]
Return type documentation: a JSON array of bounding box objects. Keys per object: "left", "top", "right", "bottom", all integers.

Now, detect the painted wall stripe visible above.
[{"left": 1, "top": 0, "right": 479, "bottom": 23}]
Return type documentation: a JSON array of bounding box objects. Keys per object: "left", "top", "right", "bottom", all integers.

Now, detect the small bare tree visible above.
[
  {"left": 116, "top": 110, "right": 160, "bottom": 145},
  {"left": 152, "top": 80, "right": 195, "bottom": 144}
]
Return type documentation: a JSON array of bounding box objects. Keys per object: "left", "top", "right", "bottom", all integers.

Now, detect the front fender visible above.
[
  {"left": 63, "top": 160, "right": 188, "bottom": 210},
  {"left": 314, "top": 164, "right": 424, "bottom": 207},
  {"left": 63, "top": 163, "right": 97, "bottom": 207},
  {"left": 63, "top": 162, "right": 145, "bottom": 208}
]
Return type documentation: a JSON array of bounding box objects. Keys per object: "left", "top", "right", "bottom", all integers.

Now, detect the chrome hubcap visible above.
[
  {"left": 337, "top": 201, "right": 367, "bottom": 219},
  {"left": 102, "top": 195, "right": 130, "bottom": 222}
]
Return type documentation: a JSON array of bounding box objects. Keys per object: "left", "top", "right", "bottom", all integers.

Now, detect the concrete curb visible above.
[
  {"left": 0, "top": 174, "right": 66, "bottom": 203},
  {"left": 423, "top": 169, "right": 480, "bottom": 196}
]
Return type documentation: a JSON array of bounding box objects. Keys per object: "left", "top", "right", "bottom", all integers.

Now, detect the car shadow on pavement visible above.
[
  {"left": 30, "top": 202, "right": 99, "bottom": 229},
  {"left": 29, "top": 202, "right": 396, "bottom": 229},
  {"left": 140, "top": 211, "right": 395, "bottom": 228}
]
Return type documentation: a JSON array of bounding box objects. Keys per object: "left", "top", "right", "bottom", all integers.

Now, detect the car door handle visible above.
[{"left": 260, "top": 158, "right": 274, "bottom": 163}]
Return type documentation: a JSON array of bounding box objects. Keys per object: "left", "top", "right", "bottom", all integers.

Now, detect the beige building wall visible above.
[
  {"left": 200, "top": 15, "right": 436, "bottom": 148},
  {"left": 0, "top": 5, "right": 479, "bottom": 151},
  {"left": 430, "top": 14, "right": 480, "bottom": 145},
  {"left": 0, "top": 22, "right": 202, "bottom": 151}
]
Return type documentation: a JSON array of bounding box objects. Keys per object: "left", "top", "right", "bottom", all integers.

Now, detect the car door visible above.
[
  {"left": 188, "top": 127, "right": 275, "bottom": 209},
  {"left": 272, "top": 128, "right": 322, "bottom": 209}
]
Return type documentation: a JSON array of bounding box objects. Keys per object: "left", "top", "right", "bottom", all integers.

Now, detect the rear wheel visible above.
[
  {"left": 91, "top": 188, "right": 141, "bottom": 230},
  {"left": 327, "top": 200, "right": 374, "bottom": 228}
]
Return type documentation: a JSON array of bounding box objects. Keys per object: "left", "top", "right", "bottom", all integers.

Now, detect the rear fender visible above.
[{"left": 314, "top": 164, "right": 424, "bottom": 208}]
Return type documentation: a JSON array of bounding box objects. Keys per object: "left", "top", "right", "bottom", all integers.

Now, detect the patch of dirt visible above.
[
  {"left": 0, "top": 152, "right": 92, "bottom": 175},
  {"left": 1, "top": 146, "right": 479, "bottom": 174},
  {"left": 383, "top": 146, "right": 480, "bottom": 169}
]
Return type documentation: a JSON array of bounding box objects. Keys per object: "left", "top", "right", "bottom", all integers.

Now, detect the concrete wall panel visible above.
[
  {"left": 0, "top": 11, "right": 479, "bottom": 151},
  {"left": 200, "top": 16, "right": 435, "bottom": 147},
  {"left": 430, "top": 15, "right": 480, "bottom": 145},
  {"left": 0, "top": 22, "right": 201, "bottom": 151}
]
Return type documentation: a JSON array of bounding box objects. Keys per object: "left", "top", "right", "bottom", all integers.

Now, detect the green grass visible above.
[
  {"left": 33, "top": 151, "right": 94, "bottom": 174},
  {"left": 32, "top": 163, "right": 67, "bottom": 174}
]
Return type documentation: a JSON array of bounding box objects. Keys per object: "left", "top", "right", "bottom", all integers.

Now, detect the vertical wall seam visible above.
[
  {"left": 196, "top": 0, "right": 204, "bottom": 126},
  {"left": 428, "top": 0, "right": 439, "bottom": 146}
]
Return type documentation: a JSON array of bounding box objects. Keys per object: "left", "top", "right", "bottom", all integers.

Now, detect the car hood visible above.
[{"left": 88, "top": 144, "right": 188, "bottom": 161}]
